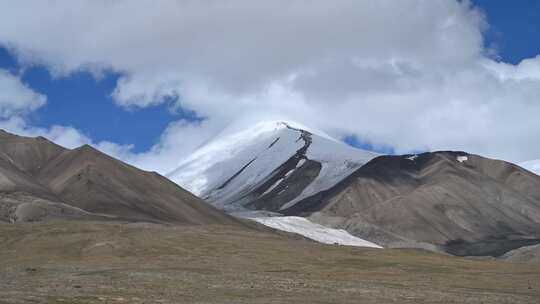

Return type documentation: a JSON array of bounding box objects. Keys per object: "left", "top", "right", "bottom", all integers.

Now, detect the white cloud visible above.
[
  {"left": 0, "top": 69, "right": 46, "bottom": 117},
  {"left": 0, "top": 0, "right": 539, "bottom": 167},
  {"left": 115, "top": 118, "right": 223, "bottom": 173}
]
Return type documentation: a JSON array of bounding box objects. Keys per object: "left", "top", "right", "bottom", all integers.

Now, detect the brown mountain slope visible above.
[
  {"left": 36, "top": 144, "right": 237, "bottom": 224},
  {"left": 0, "top": 133, "right": 79, "bottom": 222},
  {"left": 284, "top": 151, "right": 540, "bottom": 256},
  {"left": 0, "top": 153, "right": 93, "bottom": 223},
  {"left": 0, "top": 130, "right": 65, "bottom": 175},
  {"left": 0, "top": 130, "right": 239, "bottom": 226}
]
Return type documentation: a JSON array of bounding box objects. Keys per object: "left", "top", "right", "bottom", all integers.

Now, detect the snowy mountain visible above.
[
  {"left": 520, "top": 160, "right": 540, "bottom": 175},
  {"left": 167, "top": 120, "right": 377, "bottom": 212},
  {"left": 167, "top": 120, "right": 381, "bottom": 248},
  {"left": 0, "top": 130, "right": 239, "bottom": 226},
  {"left": 167, "top": 121, "right": 540, "bottom": 255}
]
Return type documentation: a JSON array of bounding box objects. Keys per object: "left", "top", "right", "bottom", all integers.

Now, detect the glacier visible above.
[{"left": 250, "top": 215, "right": 382, "bottom": 248}]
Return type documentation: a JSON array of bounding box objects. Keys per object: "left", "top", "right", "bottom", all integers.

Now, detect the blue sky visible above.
[
  {"left": 0, "top": 48, "right": 190, "bottom": 152},
  {"left": 475, "top": 0, "right": 540, "bottom": 64},
  {"left": 0, "top": 0, "right": 539, "bottom": 162}
]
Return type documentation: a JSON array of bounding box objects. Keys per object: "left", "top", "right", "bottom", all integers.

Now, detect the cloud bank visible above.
[{"left": 0, "top": 0, "right": 539, "bottom": 172}]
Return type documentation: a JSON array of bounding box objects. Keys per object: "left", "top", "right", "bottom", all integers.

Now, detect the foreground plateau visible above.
[{"left": 1, "top": 221, "right": 540, "bottom": 304}]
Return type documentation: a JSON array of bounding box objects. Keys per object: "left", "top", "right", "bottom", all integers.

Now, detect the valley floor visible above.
[{"left": 1, "top": 221, "right": 540, "bottom": 304}]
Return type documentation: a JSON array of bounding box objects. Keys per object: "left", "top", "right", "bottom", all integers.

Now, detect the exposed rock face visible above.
[
  {"left": 0, "top": 130, "right": 239, "bottom": 225},
  {"left": 284, "top": 152, "right": 540, "bottom": 256}
]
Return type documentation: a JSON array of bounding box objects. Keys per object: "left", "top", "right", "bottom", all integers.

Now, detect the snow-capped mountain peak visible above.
[
  {"left": 167, "top": 120, "right": 377, "bottom": 212},
  {"left": 520, "top": 159, "right": 540, "bottom": 175},
  {"left": 168, "top": 120, "right": 297, "bottom": 196}
]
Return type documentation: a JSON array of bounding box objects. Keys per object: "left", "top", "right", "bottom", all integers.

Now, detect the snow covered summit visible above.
[
  {"left": 520, "top": 159, "right": 540, "bottom": 176},
  {"left": 166, "top": 120, "right": 381, "bottom": 248},
  {"left": 167, "top": 120, "right": 378, "bottom": 212}
]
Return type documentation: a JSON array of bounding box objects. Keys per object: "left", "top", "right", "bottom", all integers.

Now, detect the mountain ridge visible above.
[
  {"left": 0, "top": 129, "right": 240, "bottom": 226},
  {"left": 166, "top": 121, "right": 540, "bottom": 256},
  {"left": 292, "top": 151, "right": 540, "bottom": 256}
]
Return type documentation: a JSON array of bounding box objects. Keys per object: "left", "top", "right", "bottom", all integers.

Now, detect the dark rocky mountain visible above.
[
  {"left": 283, "top": 151, "right": 540, "bottom": 256},
  {"left": 0, "top": 130, "right": 239, "bottom": 225}
]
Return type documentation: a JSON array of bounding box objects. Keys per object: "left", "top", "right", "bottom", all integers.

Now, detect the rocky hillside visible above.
[
  {"left": 0, "top": 130, "right": 239, "bottom": 225},
  {"left": 287, "top": 152, "right": 540, "bottom": 256}
]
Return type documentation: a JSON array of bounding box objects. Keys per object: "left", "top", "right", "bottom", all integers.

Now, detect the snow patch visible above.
[
  {"left": 406, "top": 154, "right": 418, "bottom": 161},
  {"left": 250, "top": 216, "right": 382, "bottom": 248},
  {"left": 457, "top": 156, "right": 468, "bottom": 163},
  {"left": 261, "top": 178, "right": 283, "bottom": 196},
  {"left": 284, "top": 169, "right": 295, "bottom": 177}
]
